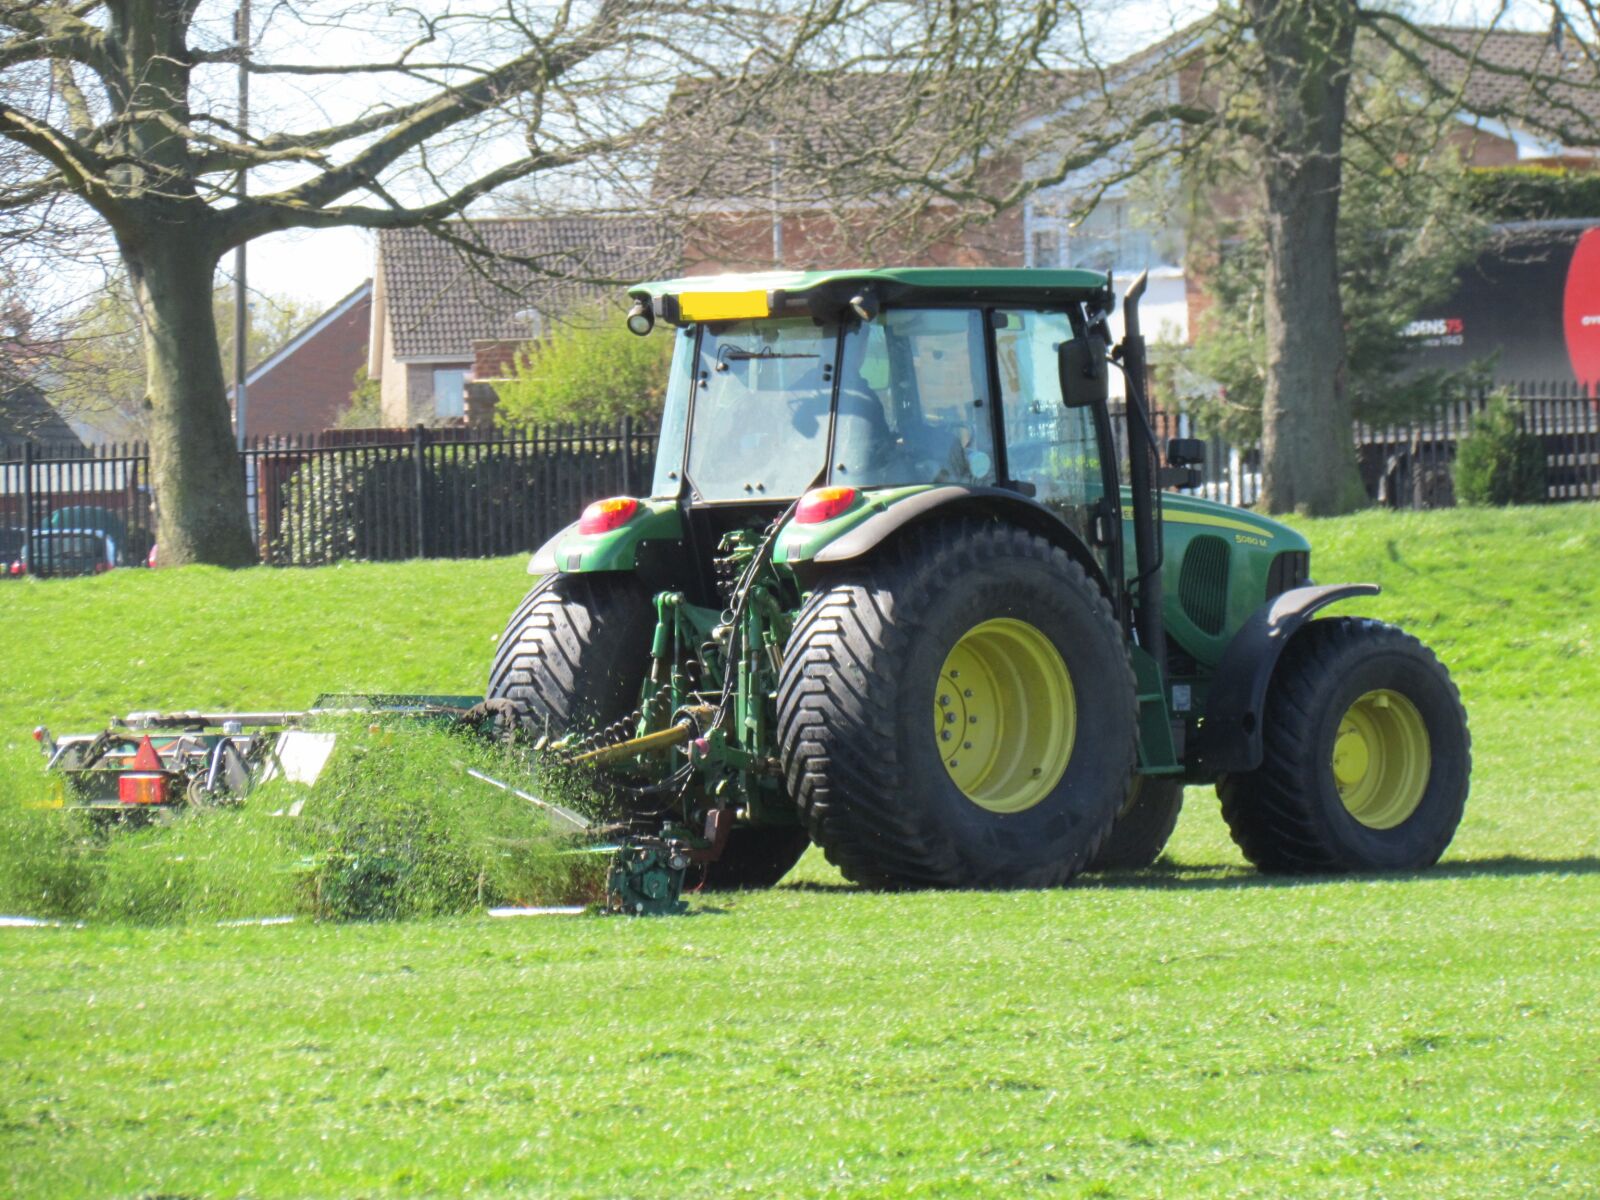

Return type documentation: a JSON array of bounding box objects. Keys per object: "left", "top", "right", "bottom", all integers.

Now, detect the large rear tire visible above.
[
  {"left": 1087, "top": 777, "right": 1184, "bottom": 871},
  {"left": 486, "top": 573, "right": 657, "bottom": 741},
  {"left": 777, "top": 519, "right": 1137, "bottom": 889},
  {"left": 1218, "top": 617, "right": 1470, "bottom": 873}
]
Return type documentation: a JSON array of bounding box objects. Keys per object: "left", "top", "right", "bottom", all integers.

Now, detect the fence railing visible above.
[
  {"left": 0, "top": 441, "right": 156, "bottom": 569},
  {"left": 2, "top": 388, "right": 1596, "bottom": 569},
  {"left": 1353, "top": 383, "right": 1599, "bottom": 507},
  {"left": 248, "top": 420, "right": 656, "bottom": 566},
  {"left": 0, "top": 421, "right": 657, "bottom": 568}
]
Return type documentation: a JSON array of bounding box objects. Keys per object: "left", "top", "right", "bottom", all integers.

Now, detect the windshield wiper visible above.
[{"left": 719, "top": 346, "right": 817, "bottom": 363}]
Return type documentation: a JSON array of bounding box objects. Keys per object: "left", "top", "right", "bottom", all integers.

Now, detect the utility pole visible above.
[
  {"left": 233, "top": 0, "right": 250, "bottom": 450},
  {"left": 770, "top": 136, "right": 783, "bottom": 268}
]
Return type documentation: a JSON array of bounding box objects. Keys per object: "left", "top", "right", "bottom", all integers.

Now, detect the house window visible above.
[
  {"left": 433, "top": 369, "right": 466, "bottom": 419},
  {"left": 1032, "top": 228, "right": 1061, "bottom": 268},
  {"left": 1061, "top": 196, "right": 1184, "bottom": 275}
]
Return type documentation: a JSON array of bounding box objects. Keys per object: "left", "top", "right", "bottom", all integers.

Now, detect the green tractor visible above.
[{"left": 488, "top": 268, "right": 1470, "bottom": 895}]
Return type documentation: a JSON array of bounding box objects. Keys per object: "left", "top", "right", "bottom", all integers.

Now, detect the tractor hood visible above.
[{"left": 1157, "top": 493, "right": 1308, "bottom": 551}]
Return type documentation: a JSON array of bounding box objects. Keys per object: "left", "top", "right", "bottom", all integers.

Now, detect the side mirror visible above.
[
  {"left": 1167, "top": 437, "right": 1206, "bottom": 467},
  {"left": 1160, "top": 438, "right": 1207, "bottom": 490},
  {"left": 1057, "top": 337, "right": 1108, "bottom": 409}
]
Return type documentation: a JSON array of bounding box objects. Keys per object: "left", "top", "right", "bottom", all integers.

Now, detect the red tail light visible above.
[
  {"left": 795, "top": 486, "right": 858, "bottom": 525},
  {"left": 8, "top": 562, "right": 21, "bottom": 576},
  {"left": 119, "top": 773, "right": 168, "bottom": 805},
  {"left": 578, "top": 497, "right": 639, "bottom": 535}
]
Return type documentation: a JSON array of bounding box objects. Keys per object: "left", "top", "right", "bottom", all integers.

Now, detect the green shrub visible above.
[
  {"left": 269, "top": 446, "right": 633, "bottom": 565},
  {"left": 1454, "top": 396, "right": 1548, "bottom": 506},
  {"left": 0, "top": 747, "right": 101, "bottom": 918},
  {"left": 0, "top": 724, "right": 603, "bottom": 924},
  {"left": 493, "top": 304, "right": 672, "bottom": 428},
  {"left": 1464, "top": 165, "right": 1600, "bottom": 222}
]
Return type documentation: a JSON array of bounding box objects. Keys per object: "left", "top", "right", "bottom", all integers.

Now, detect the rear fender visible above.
[
  {"left": 1192, "top": 583, "right": 1381, "bottom": 775},
  {"left": 775, "top": 484, "right": 1113, "bottom": 597},
  {"left": 527, "top": 500, "right": 682, "bottom": 575}
]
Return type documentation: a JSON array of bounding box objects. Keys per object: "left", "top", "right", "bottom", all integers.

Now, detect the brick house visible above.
[
  {"left": 367, "top": 217, "right": 678, "bottom": 427},
  {"left": 1019, "top": 23, "right": 1600, "bottom": 351},
  {"left": 229, "top": 281, "right": 372, "bottom": 437},
  {"left": 654, "top": 73, "right": 1053, "bottom": 277}
]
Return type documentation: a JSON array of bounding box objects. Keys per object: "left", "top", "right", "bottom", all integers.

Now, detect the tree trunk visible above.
[
  {"left": 123, "top": 229, "right": 256, "bottom": 566},
  {"left": 1248, "top": 0, "right": 1367, "bottom": 515}
]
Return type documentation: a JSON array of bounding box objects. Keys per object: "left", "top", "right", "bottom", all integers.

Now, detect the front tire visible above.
[
  {"left": 1087, "top": 777, "right": 1184, "bottom": 871},
  {"left": 777, "top": 519, "right": 1137, "bottom": 889},
  {"left": 1218, "top": 617, "right": 1470, "bottom": 873}
]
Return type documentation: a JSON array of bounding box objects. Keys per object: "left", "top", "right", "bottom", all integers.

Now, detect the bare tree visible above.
[
  {"left": 1, "top": 0, "right": 1058, "bottom": 563},
  {"left": 1010, "top": 4, "right": 1600, "bottom": 514}
]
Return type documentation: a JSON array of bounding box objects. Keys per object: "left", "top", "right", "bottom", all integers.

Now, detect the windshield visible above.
[
  {"left": 649, "top": 307, "right": 1000, "bottom": 503},
  {"left": 684, "top": 318, "right": 836, "bottom": 501}
]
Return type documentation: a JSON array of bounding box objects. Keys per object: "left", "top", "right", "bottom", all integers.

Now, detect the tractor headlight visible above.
[{"left": 626, "top": 300, "right": 654, "bottom": 336}]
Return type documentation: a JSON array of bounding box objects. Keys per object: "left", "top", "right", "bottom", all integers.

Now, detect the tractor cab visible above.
[{"left": 589, "top": 269, "right": 1130, "bottom": 614}]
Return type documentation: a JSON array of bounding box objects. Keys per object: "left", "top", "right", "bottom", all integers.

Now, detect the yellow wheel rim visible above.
[
  {"left": 934, "top": 618, "right": 1076, "bottom": 814},
  {"left": 1332, "top": 688, "right": 1431, "bottom": 829}
]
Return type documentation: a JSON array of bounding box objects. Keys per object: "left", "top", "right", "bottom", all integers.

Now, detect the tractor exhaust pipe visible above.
[{"left": 1120, "top": 271, "right": 1167, "bottom": 686}]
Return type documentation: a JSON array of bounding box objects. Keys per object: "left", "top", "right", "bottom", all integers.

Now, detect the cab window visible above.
[
  {"left": 684, "top": 318, "right": 836, "bottom": 500},
  {"left": 831, "top": 308, "right": 996, "bottom": 487},
  {"left": 993, "top": 309, "right": 1103, "bottom": 534}
]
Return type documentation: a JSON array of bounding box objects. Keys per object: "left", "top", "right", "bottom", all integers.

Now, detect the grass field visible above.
[{"left": 2, "top": 505, "right": 1597, "bottom": 1197}]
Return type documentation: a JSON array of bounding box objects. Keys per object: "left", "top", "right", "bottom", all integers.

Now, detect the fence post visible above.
[
  {"left": 412, "top": 423, "right": 427, "bottom": 558},
  {"left": 621, "top": 415, "right": 634, "bottom": 496},
  {"left": 20, "top": 440, "right": 34, "bottom": 534}
]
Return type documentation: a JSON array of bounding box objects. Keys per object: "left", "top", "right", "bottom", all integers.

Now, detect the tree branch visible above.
[
  {"left": 0, "top": 101, "right": 123, "bottom": 222},
  {"left": 226, "top": 0, "right": 634, "bottom": 242}
]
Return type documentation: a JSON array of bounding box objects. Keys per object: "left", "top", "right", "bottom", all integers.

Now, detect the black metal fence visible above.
[
  {"left": 1127, "top": 381, "right": 1599, "bottom": 510},
  {"left": 2, "top": 387, "right": 1596, "bottom": 570},
  {"left": 1, "top": 421, "right": 657, "bottom": 568},
  {"left": 250, "top": 421, "right": 656, "bottom": 565},
  {"left": 1355, "top": 381, "right": 1599, "bottom": 509},
  {"left": 0, "top": 441, "right": 156, "bottom": 569}
]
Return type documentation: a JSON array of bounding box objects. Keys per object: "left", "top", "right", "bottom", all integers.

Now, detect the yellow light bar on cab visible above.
[{"left": 675, "top": 289, "right": 770, "bottom": 322}]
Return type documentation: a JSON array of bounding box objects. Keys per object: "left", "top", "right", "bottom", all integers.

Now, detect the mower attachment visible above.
[{"left": 36, "top": 694, "right": 483, "bottom": 814}]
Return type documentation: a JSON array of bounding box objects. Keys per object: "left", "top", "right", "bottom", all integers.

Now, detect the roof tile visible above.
[{"left": 378, "top": 217, "right": 680, "bottom": 359}]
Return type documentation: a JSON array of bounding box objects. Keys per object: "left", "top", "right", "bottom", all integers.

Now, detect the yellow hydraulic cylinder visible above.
[{"left": 568, "top": 721, "right": 695, "bottom": 768}]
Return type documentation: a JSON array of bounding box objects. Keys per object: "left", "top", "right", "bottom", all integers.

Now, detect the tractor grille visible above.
[
  {"left": 1267, "top": 550, "right": 1311, "bottom": 600},
  {"left": 1178, "top": 535, "right": 1231, "bottom": 636}
]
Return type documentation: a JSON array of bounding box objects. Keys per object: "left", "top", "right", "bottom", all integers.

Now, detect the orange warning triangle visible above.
[{"left": 130, "top": 735, "right": 165, "bottom": 772}]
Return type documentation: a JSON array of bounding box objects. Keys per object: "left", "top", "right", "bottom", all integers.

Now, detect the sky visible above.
[{"left": 247, "top": 225, "right": 375, "bottom": 309}]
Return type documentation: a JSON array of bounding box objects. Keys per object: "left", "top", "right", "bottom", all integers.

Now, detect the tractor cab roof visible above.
[{"left": 628, "top": 267, "right": 1115, "bottom": 325}]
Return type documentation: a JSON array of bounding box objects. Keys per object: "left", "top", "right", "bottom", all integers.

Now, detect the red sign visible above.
[{"left": 1563, "top": 227, "right": 1600, "bottom": 391}]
